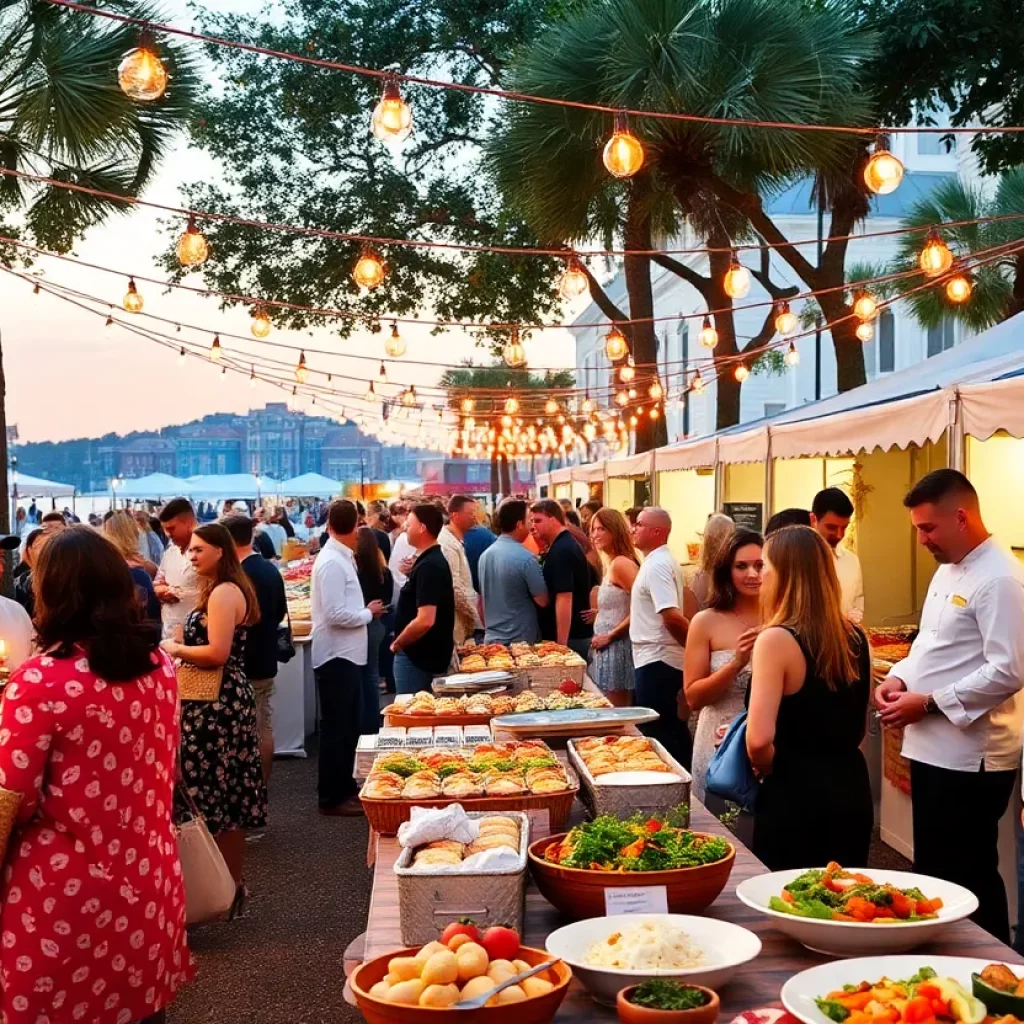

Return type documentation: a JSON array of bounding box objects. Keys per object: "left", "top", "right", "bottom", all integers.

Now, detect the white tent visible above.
[
  {"left": 278, "top": 472, "right": 344, "bottom": 498},
  {"left": 185, "top": 474, "right": 280, "bottom": 500},
  {"left": 10, "top": 471, "right": 75, "bottom": 499},
  {"left": 116, "top": 473, "right": 193, "bottom": 500}
]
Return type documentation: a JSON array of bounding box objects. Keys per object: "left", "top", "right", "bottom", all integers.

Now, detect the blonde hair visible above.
[
  {"left": 590, "top": 507, "right": 639, "bottom": 567},
  {"left": 103, "top": 510, "right": 141, "bottom": 563},
  {"left": 762, "top": 526, "right": 859, "bottom": 686},
  {"left": 699, "top": 513, "right": 735, "bottom": 575}
]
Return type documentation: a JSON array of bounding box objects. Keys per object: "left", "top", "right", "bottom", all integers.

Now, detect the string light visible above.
[
  {"left": 176, "top": 215, "right": 208, "bottom": 267},
  {"left": 615, "top": 389, "right": 629, "bottom": 407},
  {"left": 583, "top": 422, "right": 597, "bottom": 442},
  {"left": 504, "top": 392, "right": 520, "bottom": 415},
  {"left": 352, "top": 246, "right": 386, "bottom": 289},
  {"left": 371, "top": 76, "right": 412, "bottom": 142},
  {"left": 249, "top": 364, "right": 257, "bottom": 387},
  {"left": 784, "top": 341, "right": 800, "bottom": 367},
  {"left": 649, "top": 406, "right": 660, "bottom": 420},
  {"left": 627, "top": 387, "right": 637, "bottom": 400},
  {"left": 853, "top": 290, "right": 878, "bottom": 321},
  {"left": 919, "top": 229, "right": 953, "bottom": 278},
  {"left": 460, "top": 396, "right": 475, "bottom": 414},
  {"left": 295, "top": 350, "right": 309, "bottom": 383},
  {"left": 723, "top": 257, "right": 751, "bottom": 299},
  {"left": 250, "top": 306, "right": 272, "bottom": 338},
  {"left": 945, "top": 266, "right": 973, "bottom": 303},
  {"left": 32, "top": 281, "right": 40, "bottom": 295},
  {"left": 605, "top": 326, "right": 628, "bottom": 361},
  {"left": 863, "top": 135, "right": 904, "bottom": 196},
  {"left": 619, "top": 355, "right": 636, "bottom": 383},
  {"left": 558, "top": 256, "right": 589, "bottom": 300},
  {"left": 734, "top": 363, "right": 750, "bottom": 382},
  {"left": 648, "top": 378, "right": 663, "bottom": 401},
  {"left": 209, "top": 334, "right": 222, "bottom": 362},
  {"left": 603, "top": 111, "right": 644, "bottom": 179},
  {"left": 105, "top": 314, "right": 114, "bottom": 326},
  {"left": 377, "top": 360, "right": 388, "bottom": 385},
  {"left": 544, "top": 397, "right": 559, "bottom": 416},
  {"left": 385, "top": 321, "right": 406, "bottom": 358},
  {"left": 118, "top": 31, "right": 167, "bottom": 102},
  {"left": 503, "top": 327, "right": 526, "bottom": 368},
  {"left": 855, "top": 321, "right": 874, "bottom": 342},
  {"left": 365, "top": 379, "right": 379, "bottom": 401},
  {"left": 690, "top": 370, "right": 705, "bottom": 394},
  {"left": 581, "top": 394, "right": 594, "bottom": 415},
  {"left": 774, "top": 301, "right": 797, "bottom": 335},
  {"left": 699, "top": 315, "right": 719, "bottom": 349},
  {"left": 400, "top": 384, "right": 418, "bottom": 407},
  {"left": 123, "top": 277, "right": 143, "bottom": 312}
]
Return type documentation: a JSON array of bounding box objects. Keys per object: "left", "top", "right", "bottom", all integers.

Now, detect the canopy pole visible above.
[{"left": 947, "top": 389, "right": 965, "bottom": 473}]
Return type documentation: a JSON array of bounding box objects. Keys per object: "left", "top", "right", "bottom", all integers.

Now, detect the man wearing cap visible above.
[{"left": 0, "top": 534, "right": 32, "bottom": 671}]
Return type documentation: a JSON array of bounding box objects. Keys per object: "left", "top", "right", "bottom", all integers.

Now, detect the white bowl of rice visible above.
[{"left": 545, "top": 914, "right": 761, "bottom": 1005}]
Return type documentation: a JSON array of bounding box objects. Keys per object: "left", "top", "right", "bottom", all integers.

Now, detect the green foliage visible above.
[
  {"left": 752, "top": 348, "right": 786, "bottom": 377},
  {"left": 799, "top": 261, "right": 901, "bottom": 328},
  {"left": 439, "top": 361, "right": 574, "bottom": 416}
]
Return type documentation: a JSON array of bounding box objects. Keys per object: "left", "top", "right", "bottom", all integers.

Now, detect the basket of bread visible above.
[
  {"left": 456, "top": 641, "right": 587, "bottom": 695},
  {"left": 383, "top": 689, "right": 610, "bottom": 728}
]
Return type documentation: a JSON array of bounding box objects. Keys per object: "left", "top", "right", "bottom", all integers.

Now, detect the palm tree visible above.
[{"left": 0, "top": 2, "right": 195, "bottom": 549}]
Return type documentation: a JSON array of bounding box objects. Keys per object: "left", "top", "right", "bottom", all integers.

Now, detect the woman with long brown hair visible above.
[
  {"left": 103, "top": 509, "right": 161, "bottom": 619},
  {"left": 161, "top": 522, "right": 266, "bottom": 910},
  {"left": 587, "top": 507, "right": 640, "bottom": 706},
  {"left": 746, "top": 525, "right": 872, "bottom": 869},
  {"left": 355, "top": 525, "right": 393, "bottom": 734}
]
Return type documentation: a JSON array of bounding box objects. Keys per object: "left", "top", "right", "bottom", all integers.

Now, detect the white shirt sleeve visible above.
[
  {"left": 849, "top": 553, "right": 865, "bottom": 625},
  {"left": 320, "top": 558, "right": 372, "bottom": 629},
  {"left": 389, "top": 534, "right": 412, "bottom": 590},
  {"left": 931, "top": 576, "right": 1024, "bottom": 728},
  {"left": 648, "top": 560, "right": 681, "bottom": 614}
]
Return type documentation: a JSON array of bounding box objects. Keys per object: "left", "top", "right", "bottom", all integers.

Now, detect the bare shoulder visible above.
[
  {"left": 210, "top": 581, "right": 245, "bottom": 611},
  {"left": 754, "top": 625, "right": 800, "bottom": 655},
  {"left": 688, "top": 608, "right": 717, "bottom": 639},
  {"left": 609, "top": 555, "right": 639, "bottom": 586}
]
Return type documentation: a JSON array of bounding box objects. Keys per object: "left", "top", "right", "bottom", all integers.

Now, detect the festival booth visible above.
[
  {"left": 185, "top": 473, "right": 281, "bottom": 501},
  {"left": 654, "top": 435, "right": 717, "bottom": 564},
  {"left": 115, "top": 472, "right": 193, "bottom": 501},
  {"left": 603, "top": 450, "right": 652, "bottom": 512},
  {"left": 278, "top": 472, "right": 344, "bottom": 499},
  {"left": 10, "top": 471, "right": 75, "bottom": 501}
]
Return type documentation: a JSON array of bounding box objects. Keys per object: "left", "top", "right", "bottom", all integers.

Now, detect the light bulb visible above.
[
  {"left": 723, "top": 258, "right": 750, "bottom": 299},
  {"left": 649, "top": 379, "right": 663, "bottom": 401},
  {"left": 856, "top": 321, "right": 874, "bottom": 342},
  {"left": 544, "top": 397, "right": 559, "bottom": 416},
  {"left": 615, "top": 389, "right": 629, "bottom": 407},
  {"left": 250, "top": 307, "right": 272, "bottom": 338},
  {"left": 627, "top": 387, "right": 637, "bottom": 400},
  {"left": 734, "top": 364, "right": 750, "bottom": 382},
  {"left": 583, "top": 422, "right": 597, "bottom": 442},
  {"left": 401, "top": 385, "right": 417, "bottom": 407},
  {"left": 629, "top": 415, "right": 638, "bottom": 428},
  {"left": 619, "top": 355, "right": 636, "bottom": 383},
  {"left": 371, "top": 77, "right": 412, "bottom": 142},
  {"left": 774, "top": 302, "right": 797, "bottom": 335},
  {"left": 503, "top": 330, "right": 526, "bottom": 368},
  {"left": 603, "top": 112, "right": 644, "bottom": 179},
  {"left": 853, "top": 290, "right": 878, "bottom": 321},
  {"left": 581, "top": 396, "right": 594, "bottom": 415},
  {"left": 504, "top": 394, "right": 520, "bottom": 415},
  {"left": 946, "top": 269, "right": 973, "bottom": 304},
  {"left": 558, "top": 257, "right": 589, "bottom": 300},
  {"left": 209, "top": 335, "right": 222, "bottom": 362},
  {"left": 465, "top": 417, "right": 476, "bottom": 432},
  {"left": 460, "top": 396, "right": 474, "bottom": 414},
  {"left": 699, "top": 315, "right": 719, "bottom": 350},
  {"left": 919, "top": 229, "right": 953, "bottom": 278},
  {"left": 365, "top": 380, "right": 379, "bottom": 402},
  {"left": 123, "top": 277, "right": 143, "bottom": 313},
  {"left": 105, "top": 315, "right": 113, "bottom": 326},
  {"left": 176, "top": 216, "right": 208, "bottom": 267},
  {"left": 377, "top": 361, "right": 388, "bottom": 384},
  {"left": 863, "top": 137, "right": 904, "bottom": 196},
  {"left": 691, "top": 371, "right": 705, "bottom": 395},
  {"left": 605, "top": 326, "right": 628, "bottom": 362},
  {"left": 295, "top": 350, "right": 310, "bottom": 384},
  {"left": 352, "top": 247, "right": 386, "bottom": 289},
  {"left": 501, "top": 414, "right": 513, "bottom": 428},
  {"left": 385, "top": 322, "right": 406, "bottom": 358},
  {"left": 785, "top": 342, "right": 800, "bottom": 368},
  {"left": 649, "top": 406, "right": 660, "bottom": 420},
  {"left": 118, "top": 35, "right": 167, "bottom": 102}
]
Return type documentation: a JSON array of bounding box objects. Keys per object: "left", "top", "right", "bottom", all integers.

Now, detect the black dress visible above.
[
  {"left": 175, "top": 608, "right": 268, "bottom": 834},
  {"left": 752, "top": 626, "right": 873, "bottom": 870}
]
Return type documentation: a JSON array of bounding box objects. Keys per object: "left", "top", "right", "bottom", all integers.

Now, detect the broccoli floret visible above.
[
  {"left": 816, "top": 1000, "right": 850, "bottom": 1023},
  {"left": 785, "top": 869, "right": 823, "bottom": 894}
]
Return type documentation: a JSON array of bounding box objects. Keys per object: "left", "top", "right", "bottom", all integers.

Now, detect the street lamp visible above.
[
  {"left": 255, "top": 474, "right": 263, "bottom": 504},
  {"left": 110, "top": 474, "right": 123, "bottom": 510},
  {"left": 9, "top": 455, "right": 17, "bottom": 534}
]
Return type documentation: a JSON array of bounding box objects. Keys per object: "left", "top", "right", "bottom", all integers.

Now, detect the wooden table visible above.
[{"left": 354, "top": 800, "right": 1023, "bottom": 1018}]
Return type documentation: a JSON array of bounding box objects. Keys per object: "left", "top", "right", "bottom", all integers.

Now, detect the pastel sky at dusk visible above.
[{"left": 3, "top": 0, "right": 575, "bottom": 445}]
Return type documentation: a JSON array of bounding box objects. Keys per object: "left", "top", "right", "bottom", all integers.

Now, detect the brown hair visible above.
[
  {"left": 761, "top": 526, "right": 859, "bottom": 686},
  {"left": 699, "top": 513, "right": 736, "bottom": 576},
  {"left": 103, "top": 509, "right": 142, "bottom": 562},
  {"left": 708, "top": 529, "right": 763, "bottom": 611},
  {"left": 193, "top": 522, "right": 260, "bottom": 627},
  {"left": 590, "top": 507, "right": 639, "bottom": 567},
  {"left": 327, "top": 498, "right": 359, "bottom": 535},
  {"left": 355, "top": 525, "right": 385, "bottom": 584},
  {"left": 529, "top": 499, "right": 565, "bottom": 524},
  {"left": 34, "top": 526, "right": 160, "bottom": 681}
]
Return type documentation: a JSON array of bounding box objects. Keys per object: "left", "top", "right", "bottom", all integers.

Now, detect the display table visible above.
[
  {"left": 351, "top": 799, "right": 1023, "bottom": 1017},
  {"left": 270, "top": 636, "right": 316, "bottom": 757}
]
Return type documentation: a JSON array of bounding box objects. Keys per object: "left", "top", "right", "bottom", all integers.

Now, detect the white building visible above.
[{"left": 571, "top": 129, "right": 968, "bottom": 445}]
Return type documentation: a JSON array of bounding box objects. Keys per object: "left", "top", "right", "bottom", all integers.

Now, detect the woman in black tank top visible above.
[{"left": 746, "top": 526, "right": 873, "bottom": 870}]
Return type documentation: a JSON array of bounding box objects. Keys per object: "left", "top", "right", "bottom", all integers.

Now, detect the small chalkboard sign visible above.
[{"left": 723, "top": 501, "right": 763, "bottom": 533}]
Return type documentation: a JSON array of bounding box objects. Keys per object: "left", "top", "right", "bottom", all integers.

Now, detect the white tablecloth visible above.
[{"left": 271, "top": 638, "right": 316, "bottom": 757}]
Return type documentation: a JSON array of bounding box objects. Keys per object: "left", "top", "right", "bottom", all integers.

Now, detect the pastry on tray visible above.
[
  {"left": 413, "top": 848, "right": 463, "bottom": 867},
  {"left": 402, "top": 770, "right": 442, "bottom": 799},
  {"left": 465, "top": 833, "right": 518, "bottom": 856},
  {"left": 441, "top": 772, "right": 485, "bottom": 798},
  {"left": 484, "top": 772, "right": 527, "bottom": 796},
  {"left": 361, "top": 770, "right": 404, "bottom": 800}
]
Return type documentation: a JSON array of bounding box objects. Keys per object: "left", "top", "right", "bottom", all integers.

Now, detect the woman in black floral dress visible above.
[{"left": 162, "top": 522, "right": 267, "bottom": 907}]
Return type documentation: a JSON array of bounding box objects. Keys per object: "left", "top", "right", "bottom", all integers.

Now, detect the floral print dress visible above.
[{"left": 175, "top": 609, "right": 267, "bottom": 834}]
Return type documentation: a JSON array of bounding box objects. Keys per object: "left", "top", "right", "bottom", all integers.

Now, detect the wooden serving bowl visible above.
[
  {"left": 351, "top": 944, "right": 572, "bottom": 1024},
  {"left": 528, "top": 833, "right": 736, "bottom": 920},
  {"left": 617, "top": 985, "right": 720, "bottom": 1024}
]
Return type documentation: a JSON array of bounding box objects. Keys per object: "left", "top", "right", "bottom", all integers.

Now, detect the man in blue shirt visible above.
[
  {"left": 463, "top": 511, "right": 497, "bottom": 593},
  {"left": 477, "top": 499, "right": 550, "bottom": 643}
]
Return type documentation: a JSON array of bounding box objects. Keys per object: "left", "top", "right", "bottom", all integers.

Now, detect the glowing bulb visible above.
[
  {"left": 649, "top": 379, "right": 663, "bottom": 401},
  {"left": 250, "top": 307, "right": 272, "bottom": 338},
  {"left": 603, "top": 112, "right": 644, "bottom": 179},
  {"left": 649, "top": 406, "right": 660, "bottom": 420},
  {"left": 619, "top": 356, "right": 636, "bottom": 383},
  {"left": 774, "top": 302, "right": 798, "bottom": 335},
  {"left": 176, "top": 216, "right": 208, "bottom": 267},
  {"left": 504, "top": 394, "right": 520, "bottom": 415},
  {"left": 856, "top": 321, "right": 874, "bottom": 342},
  {"left": 118, "top": 35, "right": 167, "bottom": 102},
  {"left": 460, "top": 396, "right": 474, "bottom": 414},
  {"left": 734, "top": 364, "right": 750, "bottom": 383},
  {"left": 385, "top": 322, "right": 406, "bottom": 358},
  {"left": 209, "top": 335, "right": 222, "bottom": 362},
  {"left": 295, "top": 350, "right": 310, "bottom": 384},
  {"left": 699, "top": 315, "right": 719, "bottom": 349},
  {"left": 629, "top": 415, "right": 638, "bottom": 428},
  {"left": 946, "top": 270, "right": 973, "bottom": 304},
  {"left": 544, "top": 397, "right": 559, "bottom": 416},
  {"left": 785, "top": 342, "right": 800, "bottom": 368},
  {"left": 377, "top": 361, "right": 388, "bottom": 385},
  {"left": 581, "top": 396, "right": 594, "bottom": 415},
  {"left": 691, "top": 371, "right": 705, "bottom": 395},
  {"left": 371, "top": 77, "right": 412, "bottom": 142},
  {"left": 615, "top": 390, "right": 629, "bottom": 407},
  {"left": 605, "top": 326, "right": 628, "bottom": 362},
  {"left": 401, "top": 385, "right": 417, "bottom": 407},
  {"left": 503, "top": 329, "right": 526, "bottom": 368},
  {"left": 853, "top": 290, "right": 878, "bottom": 321},
  {"left": 919, "top": 229, "right": 953, "bottom": 278},
  {"left": 365, "top": 380, "right": 379, "bottom": 402},
  {"left": 501, "top": 414, "right": 513, "bottom": 428},
  {"left": 465, "top": 417, "right": 476, "bottom": 432},
  {"left": 723, "top": 258, "right": 750, "bottom": 299},
  {"left": 558, "top": 257, "right": 589, "bottom": 300},
  {"left": 123, "top": 277, "right": 143, "bottom": 313},
  {"left": 583, "top": 422, "right": 597, "bottom": 442},
  {"left": 352, "top": 247, "right": 386, "bottom": 289},
  {"left": 863, "top": 137, "right": 904, "bottom": 196}
]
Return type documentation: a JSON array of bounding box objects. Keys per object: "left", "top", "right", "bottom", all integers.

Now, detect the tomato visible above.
[
  {"left": 916, "top": 985, "right": 940, "bottom": 1001},
  {"left": 481, "top": 926, "right": 520, "bottom": 962},
  {"left": 904, "top": 996, "right": 935, "bottom": 1024},
  {"left": 440, "top": 919, "right": 480, "bottom": 946},
  {"left": 644, "top": 819, "right": 662, "bottom": 834}
]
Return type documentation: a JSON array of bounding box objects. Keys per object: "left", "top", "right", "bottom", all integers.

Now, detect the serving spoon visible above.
[{"left": 454, "top": 960, "right": 561, "bottom": 1010}]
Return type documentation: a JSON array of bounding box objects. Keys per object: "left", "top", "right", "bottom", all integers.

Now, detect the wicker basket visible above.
[
  {"left": 567, "top": 737, "right": 691, "bottom": 823},
  {"left": 176, "top": 662, "right": 224, "bottom": 702},
  {"left": 524, "top": 662, "right": 587, "bottom": 696},
  {"left": 360, "top": 767, "right": 579, "bottom": 836},
  {"left": 395, "top": 810, "right": 529, "bottom": 945}
]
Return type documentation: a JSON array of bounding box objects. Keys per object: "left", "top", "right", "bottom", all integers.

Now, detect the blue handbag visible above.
[{"left": 704, "top": 711, "right": 759, "bottom": 813}]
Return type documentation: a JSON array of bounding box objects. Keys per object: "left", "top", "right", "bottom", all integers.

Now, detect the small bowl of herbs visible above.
[{"left": 617, "top": 980, "right": 720, "bottom": 1024}]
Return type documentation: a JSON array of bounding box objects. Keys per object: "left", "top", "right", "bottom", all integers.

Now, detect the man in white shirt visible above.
[
  {"left": 439, "top": 495, "right": 481, "bottom": 644},
  {"left": 0, "top": 534, "right": 32, "bottom": 671},
  {"left": 311, "top": 498, "right": 386, "bottom": 816},
  {"left": 153, "top": 498, "right": 202, "bottom": 640},
  {"left": 630, "top": 507, "right": 698, "bottom": 769},
  {"left": 810, "top": 487, "right": 864, "bottom": 624},
  {"left": 875, "top": 469, "right": 1024, "bottom": 943}
]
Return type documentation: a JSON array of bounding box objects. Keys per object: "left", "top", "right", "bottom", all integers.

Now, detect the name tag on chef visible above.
[{"left": 604, "top": 886, "right": 669, "bottom": 916}]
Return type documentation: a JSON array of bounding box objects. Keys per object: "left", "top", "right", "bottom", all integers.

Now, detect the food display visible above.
[
  {"left": 574, "top": 736, "right": 681, "bottom": 777},
  {"left": 972, "top": 963, "right": 1024, "bottom": 1017},
  {"left": 281, "top": 557, "right": 313, "bottom": 631},
  {"left": 408, "top": 816, "right": 523, "bottom": 867},
  {"left": 584, "top": 919, "right": 706, "bottom": 971},
  {"left": 457, "top": 641, "right": 586, "bottom": 672},
  {"left": 867, "top": 627, "right": 916, "bottom": 669},
  {"left": 384, "top": 690, "right": 611, "bottom": 723}
]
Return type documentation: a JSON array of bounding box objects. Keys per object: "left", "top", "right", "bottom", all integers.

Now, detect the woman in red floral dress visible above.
[{"left": 0, "top": 527, "right": 192, "bottom": 1024}]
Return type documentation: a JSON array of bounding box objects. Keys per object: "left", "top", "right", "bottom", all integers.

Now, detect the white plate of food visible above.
[
  {"left": 735, "top": 865, "right": 978, "bottom": 956},
  {"left": 493, "top": 707, "right": 659, "bottom": 737},
  {"left": 780, "top": 955, "right": 1024, "bottom": 1024},
  {"left": 544, "top": 913, "right": 761, "bottom": 1005}
]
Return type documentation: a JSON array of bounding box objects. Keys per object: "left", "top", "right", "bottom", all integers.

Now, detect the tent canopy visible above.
[
  {"left": 10, "top": 472, "right": 75, "bottom": 499},
  {"left": 278, "top": 472, "right": 344, "bottom": 498},
  {"left": 185, "top": 474, "right": 279, "bottom": 500},
  {"left": 116, "top": 473, "right": 192, "bottom": 500}
]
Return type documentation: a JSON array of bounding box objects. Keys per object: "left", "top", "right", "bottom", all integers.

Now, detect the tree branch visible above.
[
  {"left": 742, "top": 305, "right": 780, "bottom": 356},
  {"left": 651, "top": 253, "right": 712, "bottom": 299},
  {"left": 452, "top": 43, "right": 504, "bottom": 87},
  {"left": 749, "top": 266, "right": 800, "bottom": 302},
  {"left": 578, "top": 260, "right": 629, "bottom": 324}
]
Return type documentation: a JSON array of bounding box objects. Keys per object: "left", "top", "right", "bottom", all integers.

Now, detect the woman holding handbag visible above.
[
  {"left": 746, "top": 525, "right": 872, "bottom": 870},
  {"left": 0, "top": 526, "right": 191, "bottom": 1024},
  {"left": 355, "top": 525, "right": 393, "bottom": 734},
  {"left": 161, "top": 522, "right": 266, "bottom": 912}
]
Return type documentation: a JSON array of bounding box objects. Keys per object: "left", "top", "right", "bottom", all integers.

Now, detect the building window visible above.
[
  {"left": 764, "top": 402, "right": 786, "bottom": 418},
  {"left": 878, "top": 310, "right": 895, "bottom": 373},
  {"left": 917, "top": 132, "right": 954, "bottom": 157},
  {"left": 926, "top": 317, "right": 956, "bottom": 357}
]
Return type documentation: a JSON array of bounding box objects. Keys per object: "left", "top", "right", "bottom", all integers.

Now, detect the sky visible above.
[{"left": 3, "top": 0, "right": 576, "bottom": 445}]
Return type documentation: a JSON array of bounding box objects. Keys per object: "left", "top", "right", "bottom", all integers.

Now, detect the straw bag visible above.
[
  {"left": 0, "top": 786, "right": 22, "bottom": 863},
  {"left": 175, "top": 786, "right": 235, "bottom": 925},
  {"left": 176, "top": 660, "right": 224, "bottom": 702}
]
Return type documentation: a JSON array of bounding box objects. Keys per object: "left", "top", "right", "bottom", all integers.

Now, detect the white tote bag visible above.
[{"left": 176, "top": 787, "right": 236, "bottom": 925}]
